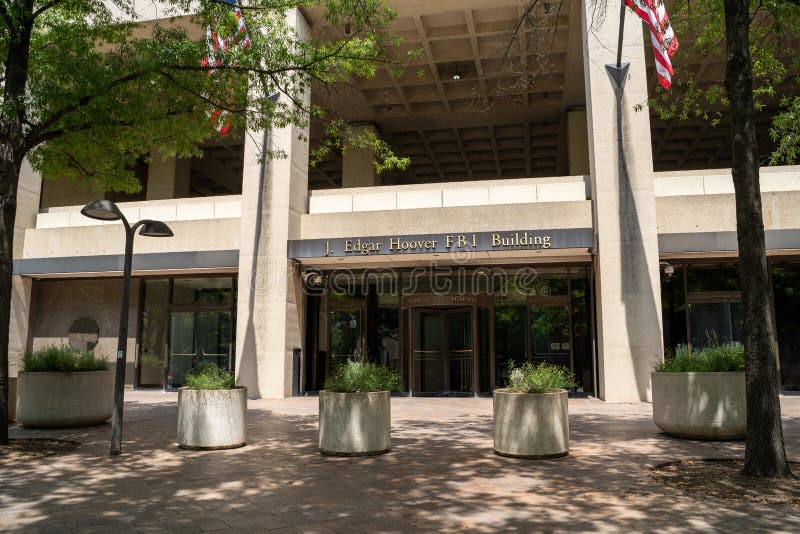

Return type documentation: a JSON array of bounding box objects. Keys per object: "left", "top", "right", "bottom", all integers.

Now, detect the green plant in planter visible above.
[
  {"left": 22, "top": 345, "right": 108, "bottom": 372},
  {"left": 658, "top": 341, "right": 745, "bottom": 372},
  {"left": 499, "top": 361, "right": 575, "bottom": 393},
  {"left": 184, "top": 364, "right": 236, "bottom": 390},
  {"left": 324, "top": 360, "right": 400, "bottom": 393}
]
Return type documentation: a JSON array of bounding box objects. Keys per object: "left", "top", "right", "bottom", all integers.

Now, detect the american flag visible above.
[
  {"left": 626, "top": 0, "right": 679, "bottom": 90},
  {"left": 202, "top": 0, "right": 251, "bottom": 134}
]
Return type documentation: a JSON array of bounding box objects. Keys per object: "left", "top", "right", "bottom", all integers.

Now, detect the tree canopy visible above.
[
  {"left": 0, "top": 0, "right": 410, "bottom": 194},
  {"left": 647, "top": 0, "right": 800, "bottom": 165}
]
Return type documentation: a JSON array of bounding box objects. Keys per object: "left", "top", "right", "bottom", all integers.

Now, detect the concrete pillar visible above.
[
  {"left": 567, "top": 109, "right": 590, "bottom": 175},
  {"left": 341, "top": 124, "right": 380, "bottom": 188},
  {"left": 9, "top": 161, "right": 42, "bottom": 374},
  {"left": 235, "top": 9, "right": 310, "bottom": 399},
  {"left": 146, "top": 150, "right": 191, "bottom": 199},
  {"left": 582, "top": 0, "right": 663, "bottom": 401}
]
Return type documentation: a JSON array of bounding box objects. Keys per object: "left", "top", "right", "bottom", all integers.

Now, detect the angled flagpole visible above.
[{"left": 606, "top": 0, "right": 630, "bottom": 90}]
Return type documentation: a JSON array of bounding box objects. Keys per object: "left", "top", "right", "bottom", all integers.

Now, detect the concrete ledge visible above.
[
  {"left": 36, "top": 195, "right": 242, "bottom": 229},
  {"left": 308, "top": 176, "right": 591, "bottom": 214},
  {"left": 655, "top": 165, "right": 800, "bottom": 197}
]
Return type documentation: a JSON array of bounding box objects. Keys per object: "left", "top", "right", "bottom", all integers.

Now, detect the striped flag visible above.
[
  {"left": 202, "top": 0, "right": 251, "bottom": 134},
  {"left": 626, "top": 0, "right": 679, "bottom": 90}
]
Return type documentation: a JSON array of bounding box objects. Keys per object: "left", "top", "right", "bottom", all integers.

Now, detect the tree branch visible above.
[
  {"left": 0, "top": 0, "right": 14, "bottom": 34},
  {"left": 32, "top": 0, "right": 68, "bottom": 19},
  {"left": 27, "top": 70, "right": 151, "bottom": 149}
]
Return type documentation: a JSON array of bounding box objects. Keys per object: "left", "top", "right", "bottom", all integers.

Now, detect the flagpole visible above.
[
  {"left": 615, "top": 0, "right": 626, "bottom": 68},
  {"left": 605, "top": 0, "right": 630, "bottom": 90}
]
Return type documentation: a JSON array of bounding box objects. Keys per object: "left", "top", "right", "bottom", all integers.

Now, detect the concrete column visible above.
[
  {"left": 567, "top": 109, "right": 590, "bottom": 175},
  {"left": 341, "top": 124, "right": 380, "bottom": 188},
  {"left": 582, "top": 0, "right": 663, "bottom": 401},
  {"left": 146, "top": 150, "right": 191, "bottom": 199},
  {"left": 9, "top": 161, "right": 42, "bottom": 374},
  {"left": 235, "top": 9, "right": 309, "bottom": 399}
]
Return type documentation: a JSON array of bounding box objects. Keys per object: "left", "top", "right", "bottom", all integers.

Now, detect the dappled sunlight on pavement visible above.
[{"left": 2, "top": 394, "right": 799, "bottom": 532}]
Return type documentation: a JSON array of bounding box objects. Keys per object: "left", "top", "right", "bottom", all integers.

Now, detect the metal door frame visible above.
[{"left": 410, "top": 306, "right": 475, "bottom": 396}]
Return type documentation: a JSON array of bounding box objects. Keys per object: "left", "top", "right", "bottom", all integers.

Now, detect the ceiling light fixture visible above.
[{"left": 452, "top": 72, "right": 462, "bottom": 81}]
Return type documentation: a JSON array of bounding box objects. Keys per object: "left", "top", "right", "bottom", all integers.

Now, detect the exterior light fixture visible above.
[
  {"left": 452, "top": 72, "right": 463, "bottom": 81},
  {"left": 81, "top": 199, "right": 173, "bottom": 456},
  {"left": 80, "top": 199, "right": 124, "bottom": 221},
  {"left": 660, "top": 261, "right": 675, "bottom": 280}
]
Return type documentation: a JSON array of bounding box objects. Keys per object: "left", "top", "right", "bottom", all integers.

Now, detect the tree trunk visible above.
[
  {"left": 0, "top": 154, "right": 20, "bottom": 444},
  {"left": 723, "top": 0, "right": 792, "bottom": 478},
  {"left": 1, "top": 2, "right": 34, "bottom": 444}
]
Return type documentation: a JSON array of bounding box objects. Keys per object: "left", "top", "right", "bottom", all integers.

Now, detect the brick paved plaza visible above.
[{"left": 2, "top": 393, "right": 799, "bottom": 532}]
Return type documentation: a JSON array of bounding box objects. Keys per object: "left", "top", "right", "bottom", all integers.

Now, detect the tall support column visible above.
[
  {"left": 582, "top": 0, "right": 663, "bottom": 401},
  {"left": 235, "top": 9, "right": 310, "bottom": 399},
  {"left": 146, "top": 149, "right": 191, "bottom": 200},
  {"left": 342, "top": 124, "right": 380, "bottom": 188},
  {"left": 9, "top": 160, "right": 42, "bottom": 373}
]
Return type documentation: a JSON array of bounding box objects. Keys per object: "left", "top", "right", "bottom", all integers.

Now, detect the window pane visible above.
[
  {"left": 494, "top": 305, "right": 526, "bottom": 387},
  {"left": 329, "top": 310, "right": 362, "bottom": 368},
  {"left": 530, "top": 305, "right": 571, "bottom": 369},
  {"left": 772, "top": 263, "right": 800, "bottom": 390},
  {"left": 689, "top": 302, "right": 743, "bottom": 348},
  {"left": 687, "top": 266, "right": 740, "bottom": 292},
  {"left": 172, "top": 278, "right": 233, "bottom": 305},
  {"left": 138, "top": 280, "right": 169, "bottom": 387}
]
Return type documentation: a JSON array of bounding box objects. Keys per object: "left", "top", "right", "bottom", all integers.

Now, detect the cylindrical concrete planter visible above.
[
  {"left": 493, "top": 390, "right": 569, "bottom": 459},
  {"left": 652, "top": 371, "right": 746, "bottom": 439},
  {"left": 319, "top": 390, "right": 391, "bottom": 456},
  {"left": 8, "top": 376, "right": 16, "bottom": 422},
  {"left": 17, "top": 371, "right": 113, "bottom": 428},
  {"left": 177, "top": 387, "right": 247, "bottom": 450}
]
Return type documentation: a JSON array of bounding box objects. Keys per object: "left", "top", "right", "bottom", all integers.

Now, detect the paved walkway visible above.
[{"left": 2, "top": 393, "right": 799, "bottom": 533}]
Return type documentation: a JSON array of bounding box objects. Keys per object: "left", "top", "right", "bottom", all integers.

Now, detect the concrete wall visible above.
[
  {"left": 26, "top": 279, "right": 140, "bottom": 387},
  {"left": 22, "top": 218, "right": 240, "bottom": 259},
  {"left": 657, "top": 191, "right": 800, "bottom": 234},
  {"left": 9, "top": 162, "right": 43, "bottom": 376},
  {"left": 654, "top": 166, "right": 800, "bottom": 197},
  {"left": 309, "top": 175, "right": 590, "bottom": 214},
  {"left": 39, "top": 177, "right": 101, "bottom": 209},
  {"left": 302, "top": 200, "right": 592, "bottom": 239}
]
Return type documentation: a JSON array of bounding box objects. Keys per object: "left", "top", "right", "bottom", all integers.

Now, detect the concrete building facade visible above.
[{"left": 9, "top": 0, "right": 800, "bottom": 401}]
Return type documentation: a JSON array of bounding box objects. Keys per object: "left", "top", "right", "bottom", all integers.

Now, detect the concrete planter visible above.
[
  {"left": 8, "top": 376, "right": 16, "bottom": 422},
  {"left": 17, "top": 371, "right": 113, "bottom": 428},
  {"left": 493, "top": 390, "right": 569, "bottom": 459},
  {"left": 652, "top": 371, "right": 746, "bottom": 439},
  {"left": 319, "top": 390, "right": 391, "bottom": 456},
  {"left": 177, "top": 387, "right": 247, "bottom": 450}
]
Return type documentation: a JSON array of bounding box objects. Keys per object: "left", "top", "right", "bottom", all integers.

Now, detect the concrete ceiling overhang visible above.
[{"left": 305, "top": 0, "right": 585, "bottom": 187}]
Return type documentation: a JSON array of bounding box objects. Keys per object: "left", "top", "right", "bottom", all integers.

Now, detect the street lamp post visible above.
[{"left": 81, "top": 200, "right": 173, "bottom": 456}]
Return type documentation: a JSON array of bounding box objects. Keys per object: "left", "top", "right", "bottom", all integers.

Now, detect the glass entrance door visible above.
[
  {"left": 412, "top": 309, "right": 473, "bottom": 395},
  {"left": 167, "top": 310, "right": 233, "bottom": 388}
]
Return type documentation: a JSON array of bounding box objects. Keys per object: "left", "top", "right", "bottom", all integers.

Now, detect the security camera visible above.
[{"left": 302, "top": 269, "right": 325, "bottom": 288}]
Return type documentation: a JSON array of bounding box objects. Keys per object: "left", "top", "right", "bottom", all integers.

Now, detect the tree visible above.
[
  {"left": 648, "top": 0, "right": 798, "bottom": 478},
  {"left": 0, "top": 0, "right": 410, "bottom": 443},
  {"left": 721, "top": 0, "right": 795, "bottom": 478}
]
